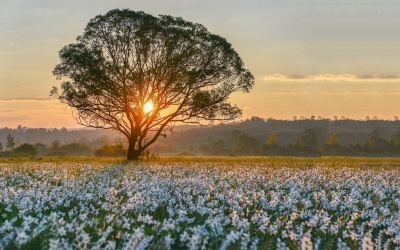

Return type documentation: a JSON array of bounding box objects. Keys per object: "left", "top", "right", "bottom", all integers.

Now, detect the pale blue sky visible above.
[{"left": 1, "top": 0, "right": 400, "bottom": 127}]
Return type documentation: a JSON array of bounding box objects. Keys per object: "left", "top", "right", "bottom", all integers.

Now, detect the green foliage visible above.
[
  {"left": 233, "top": 131, "right": 258, "bottom": 155},
  {"left": 6, "top": 134, "right": 15, "bottom": 151},
  {"left": 262, "top": 133, "right": 292, "bottom": 156},
  {"left": 60, "top": 142, "right": 92, "bottom": 156},
  {"left": 363, "top": 129, "right": 388, "bottom": 154},
  {"left": 326, "top": 133, "right": 339, "bottom": 146},
  {"left": 266, "top": 132, "right": 278, "bottom": 146},
  {"left": 13, "top": 143, "right": 38, "bottom": 157},
  {"left": 321, "top": 133, "right": 348, "bottom": 156},
  {"left": 294, "top": 128, "right": 320, "bottom": 155}
]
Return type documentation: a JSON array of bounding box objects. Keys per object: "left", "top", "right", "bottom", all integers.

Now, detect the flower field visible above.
[{"left": 1, "top": 158, "right": 400, "bottom": 249}]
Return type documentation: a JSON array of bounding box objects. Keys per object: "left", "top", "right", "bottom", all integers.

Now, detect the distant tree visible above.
[
  {"left": 262, "top": 132, "right": 290, "bottom": 156},
  {"left": 34, "top": 143, "right": 48, "bottom": 156},
  {"left": 209, "top": 140, "right": 227, "bottom": 155},
  {"left": 326, "top": 133, "right": 339, "bottom": 146},
  {"left": 322, "top": 133, "right": 348, "bottom": 156},
  {"left": 51, "top": 9, "right": 253, "bottom": 160},
  {"left": 231, "top": 130, "right": 242, "bottom": 143},
  {"left": 388, "top": 129, "right": 400, "bottom": 154},
  {"left": 14, "top": 143, "right": 38, "bottom": 156},
  {"left": 390, "top": 129, "right": 400, "bottom": 146},
  {"left": 51, "top": 140, "right": 61, "bottom": 152},
  {"left": 235, "top": 132, "right": 258, "bottom": 155},
  {"left": 363, "top": 129, "right": 388, "bottom": 155},
  {"left": 60, "top": 142, "right": 92, "bottom": 156},
  {"left": 6, "top": 134, "right": 15, "bottom": 151},
  {"left": 250, "top": 116, "right": 265, "bottom": 124},
  {"left": 266, "top": 132, "right": 278, "bottom": 146},
  {"left": 294, "top": 128, "right": 320, "bottom": 155},
  {"left": 0, "top": 142, "right": 3, "bottom": 151}
]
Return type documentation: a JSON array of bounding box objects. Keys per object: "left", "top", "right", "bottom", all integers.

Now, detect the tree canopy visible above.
[{"left": 52, "top": 9, "right": 254, "bottom": 160}]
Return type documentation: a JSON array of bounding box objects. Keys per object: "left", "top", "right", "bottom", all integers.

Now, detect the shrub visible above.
[{"left": 14, "top": 143, "right": 38, "bottom": 157}]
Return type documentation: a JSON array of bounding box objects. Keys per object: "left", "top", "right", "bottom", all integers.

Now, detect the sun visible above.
[{"left": 143, "top": 100, "right": 154, "bottom": 113}]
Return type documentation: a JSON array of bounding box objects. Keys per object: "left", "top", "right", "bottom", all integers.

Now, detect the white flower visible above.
[
  {"left": 58, "top": 226, "right": 66, "bottom": 236},
  {"left": 16, "top": 230, "right": 29, "bottom": 246},
  {"left": 361, "top": 236, "right": 374, "bottom": 250},
  {"left": 48, "top": 238, "right": 60, "bottom": 250},
  {"left": 164, "top": 234, "right": 174, "bottom": 249},
  {"left": 300, "top": 234, "right": 313, "bottom": 250}
]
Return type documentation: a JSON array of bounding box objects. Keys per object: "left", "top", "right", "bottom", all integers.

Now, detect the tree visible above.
[
  {"left": 363, "top": 129, "right": 388, "bottom": 155},
  {"left": 6, "top": 134, "right": 15, "bottom": 151},
  {"left": 51, "top": 140, "right": 61, "bottom": 152},
  {"left": 231, "top": 130, "right": 242, "bottom": 144},
  {"left": 263, "top": 132, "right": 282, "bottom": 155},
  {"left": 326, "top": 133, "right": 339, "bottom": 146},
  {"left": 234, "top": 132, "right": 258, "bottom": 155},
  {"left": 0, "top": 142, "right": 3, "bottom": 151},
  {"left": 14, "top": 143, "right": 38, "bottom": 156},
  {"left": 266, "top": 132, "right": 278, "bottom": 146},
  {"left": 389, "top": 129, "right": 400, "bottom": 154},
  {"left": 51, "top": 9, "right": 253, "bottom": 160},
  {"left": 209, "top": 140, "right": 227, "bottom": 155},
  {"left": 322, "top": 133, "right": 348, "bottom": 156},
  {"left": 60, "top": 142, "right": 92, "bottom": 156},
  {"left": 294, "top": 128, "right": 320, "bottom": 155},
  {"left": 34, "top": 143, "right": 48, "bottom": 156}
]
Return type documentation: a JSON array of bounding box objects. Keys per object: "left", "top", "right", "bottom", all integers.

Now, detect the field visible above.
[{"left": 0, "top": 157, "right": 400, "bottom": 249}]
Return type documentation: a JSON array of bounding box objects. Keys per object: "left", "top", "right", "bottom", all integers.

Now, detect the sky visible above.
[{"left": 1, "top": 0, "right": 400, "bottom": 128}]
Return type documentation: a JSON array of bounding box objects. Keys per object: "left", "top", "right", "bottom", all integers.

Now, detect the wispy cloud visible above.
[
  {"left": 262, "top": 74, "right": 400, "bottom": 82},
  {"left": 0, "top": 96, "right": 55, "bottom": 102}
]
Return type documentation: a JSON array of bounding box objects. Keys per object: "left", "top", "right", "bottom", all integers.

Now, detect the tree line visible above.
[
  {"left": 0, "top": 134, "right": 124, "bottom": 158},
  {"left": 195, "top": 128, "right": 400, "bottom": 157},
  {"left": 3, "top": 117, "right": 400, "bottom": 157}
]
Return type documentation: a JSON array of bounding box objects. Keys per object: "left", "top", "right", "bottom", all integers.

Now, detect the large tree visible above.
[{"left": 52, "top": 9, "right": 254, "bottom": 160}]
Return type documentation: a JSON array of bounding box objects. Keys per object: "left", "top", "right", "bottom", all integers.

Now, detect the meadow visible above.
[{"left": 0, "top": 157, "right": 399, "bottom": 249}]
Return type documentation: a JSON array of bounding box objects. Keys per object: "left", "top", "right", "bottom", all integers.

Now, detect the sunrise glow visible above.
[{"left": 143, "top": 100, "right": 154, "bottom": 113}]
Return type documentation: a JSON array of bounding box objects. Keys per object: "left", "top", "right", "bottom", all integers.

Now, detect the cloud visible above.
[
  {"left": 262, "top": 74, "right": 400, "bottom": 82},
  {"left": 0, "top": 96, "right": 55, "bottom": 102}
]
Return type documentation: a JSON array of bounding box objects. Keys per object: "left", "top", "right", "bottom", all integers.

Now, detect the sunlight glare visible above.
[{"left": 143, "top": 100, "right": 154, "bottom": 113}]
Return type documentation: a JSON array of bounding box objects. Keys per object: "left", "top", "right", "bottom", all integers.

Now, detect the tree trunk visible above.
[{"left": 126, "top": 137, "right": 141, "bottom": 161}]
